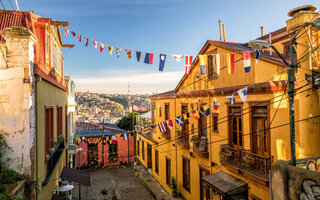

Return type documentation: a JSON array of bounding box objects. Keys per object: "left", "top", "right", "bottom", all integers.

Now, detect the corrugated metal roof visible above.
[{"left": 75, "top": 122, "right": 126, "bottom": 137}]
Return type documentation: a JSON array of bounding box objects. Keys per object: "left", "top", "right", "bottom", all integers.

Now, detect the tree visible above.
[{"left": 117, "top": 112, "right": 138, "bottom": 131}]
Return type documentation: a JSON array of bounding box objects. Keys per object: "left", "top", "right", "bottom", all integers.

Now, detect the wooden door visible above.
[
  {"left": 229, "top": 115, "right": 243, "bottom": 148},
  {"left": 88, "top": 144, "right": 98, "bottom": 167},
  {"left": 200, "top": 168, "right": 210, "bottom": 200},
  {"left": 147, "top": 143, "right": 152, "bottom": 169}
]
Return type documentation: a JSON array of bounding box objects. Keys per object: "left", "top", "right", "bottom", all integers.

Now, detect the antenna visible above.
[{"left": 14, "top": 0, "right": 19, "bottom": 10}]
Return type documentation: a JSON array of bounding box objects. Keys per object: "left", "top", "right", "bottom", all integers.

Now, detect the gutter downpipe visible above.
[{"left": 35, "top": 75, "right": 41, "bottom": 200}]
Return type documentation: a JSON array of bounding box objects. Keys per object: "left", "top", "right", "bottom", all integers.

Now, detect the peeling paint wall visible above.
[{"left": 0, "top": 27, "right": 36, "bottom": 176}]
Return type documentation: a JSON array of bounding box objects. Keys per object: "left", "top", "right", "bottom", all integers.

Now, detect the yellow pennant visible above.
[
  {"left": 108, "top": 46, "right": 114, "bottom": 55},
  {"left": 227, "top": 54, "right": 231, "bottom": 74}
]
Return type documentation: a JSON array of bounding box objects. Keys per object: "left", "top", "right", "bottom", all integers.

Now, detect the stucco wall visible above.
[{"left": 271, "top": 160, "right": 320, "bottom": 200}]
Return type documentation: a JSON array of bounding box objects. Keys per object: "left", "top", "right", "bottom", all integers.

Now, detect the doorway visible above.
[{"left": 87, "top": 143, "right": 98, "bottom": 167}]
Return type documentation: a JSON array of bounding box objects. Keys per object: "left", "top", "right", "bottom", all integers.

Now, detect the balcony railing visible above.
[
  {"left": 220, "top": 144, "right": 273, "bottom": 181},
  {"left": 161, "top": 131, "right": 170, "bottom": 139},
  {"left": 43, "top": 138, "right": 65, "bottom": 186},
  {"left": 177, "top": 132, "right": 189, "bottom": 148},
  {"left": 192, "top": 136, "right": 209, "bottom": 158}
]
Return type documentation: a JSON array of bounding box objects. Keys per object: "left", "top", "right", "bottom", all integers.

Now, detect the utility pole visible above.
[{"left": 101, "top": 118, "right": 105, "bottom": 167}]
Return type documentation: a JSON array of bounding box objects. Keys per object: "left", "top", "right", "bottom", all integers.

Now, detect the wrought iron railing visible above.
[
  {"left": 193, "top": 136, "right": 208, "bottom": 153},
  {"left": 177, "top": 132, "right": 189, "bottom": 146},
  {"left": 43, "top": 138, "right": 65, "bottom": 185},
  {"left": 162, "top": 131, "right": 170, "bottom": 139},
  {"left": 220, "top": 144, "right": 241, "bottom": 169},
  {"left": 220, "top": 144, "right": 273, "bottom": 180}
]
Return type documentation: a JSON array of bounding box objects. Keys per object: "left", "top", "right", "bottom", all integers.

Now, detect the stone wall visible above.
[
  {"left": 271, "top": 160, "right": 320, "bottom": 200},
  {"left": 0, "top": 27, "right": 37, "bottom": 176}
]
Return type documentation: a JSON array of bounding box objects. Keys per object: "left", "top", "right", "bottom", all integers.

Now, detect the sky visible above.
[{"left": 3, "top": 0, "right": 320, "bottom": 94}]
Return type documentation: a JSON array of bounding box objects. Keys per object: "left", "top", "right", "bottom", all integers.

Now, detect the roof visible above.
[
  {"left": 136, "top": 111, "right": 151, "bottom": 119},
  {"left": 174, "top": 40, "right": 288, "bottom": 93},
  {"left": 76, "top": 122, "right": 126, "bottom": 137},
  {"left": 201, "top": 171, "right": 247, "bottom": 195},
  {"left": 60, "top": 167, "right": 91, "bottom": 186}
]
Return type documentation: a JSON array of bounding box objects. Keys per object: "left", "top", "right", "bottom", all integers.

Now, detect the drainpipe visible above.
[
  {"left": 34, "top": 76, "right": 41, "bottom": 200},
  {"left": 174, "top": 97, "right": 178, "bottom": 191}
]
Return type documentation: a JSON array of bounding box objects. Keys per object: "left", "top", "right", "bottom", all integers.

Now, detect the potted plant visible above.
[
  {"left": 220, "top": 145, "right": 232, "bottom": 162},
  {"left": 58, "top": 134, "right": 64, "bottom": 142},
  {"left": 190, "top": 135, "right": 200, "bottom": 146},
  {"left": 171, "top": 176, "right": 179, "bottom": 198}
]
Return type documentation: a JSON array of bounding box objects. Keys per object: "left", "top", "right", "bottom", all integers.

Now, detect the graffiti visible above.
[{"left": 299, "top": 179, "right": 320, "bottom": 200}]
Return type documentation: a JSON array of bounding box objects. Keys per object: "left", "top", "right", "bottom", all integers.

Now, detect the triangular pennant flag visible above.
[
  {"left": 64, "top": 27, "right": 69, "bottom": 36},
  {"left": 144, "top": 53, "right": 153, "bottom": 64},
  {"left": 199, "top": 55, "right": 207, "bottom": 75},
  {"left": 185, "top": 56, "right": 193, "bottom": 74},
  {"left": 255, "top": 50, "right": 260, "bottom": 64},
  {"left": 99, "top": 138, "right": 102, "bottom": 144},
  {"left": 182, "top": 113, "right": 190, "bottom": 120},
  {"left": 159, "top": 54, "right": 166, "bottom": 71},
  {"left": 71, "top": 31, "right": 76, "bottom": 36},
  {"left": 108, "top": 46, "right": 114, "bottom": 55},
  {"left": 123, "top": 133, "right": 128, "bottom": 141},
  {"left": 242, "top": 51, "right": 251, "bottom": 73},
  {"left": 172, "top": 54, "right": 184, "bottom": 62},
  {"left": 116, "top": 48, "right": 121, "bottom": 57},
  {"left": 93, "top": 40, "right": 98, "bottom": 48},
  {"left": 77, "top": 34, "right": 81, "bottom": 42},
  {"left": 100, "top": 43, "right": 104, "bottom": 53},
  {"left": 166, "top": 119, "right": 174, "bottom": 130},
  {"left": 212, "top": 99, "right": 219, "bottom": 111},
  {"left": 85, "top": 37, "right": 88, "bottom": 46},
  {"left": 136, "top": 51, "right": 142, "bottom": 62},
  {"left": 227, "top": 93, "right": 235, "bottom": 104},
  {"left": 125, "top": 49, "right": 132, "bottom": 58},
  {"left": 175, "top": 115, "right": 184, "bottom": 127},
  {"left": 102, "top": 137, "right": 107, "bottom": 145}
]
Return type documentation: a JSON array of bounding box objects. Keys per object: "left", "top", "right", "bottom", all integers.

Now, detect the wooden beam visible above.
[
  {"left": 62, "top": 44, "right": 74, "bottom": 49},
  {"left": 50, "top": 20, "right": 69, "bottom": 26}
]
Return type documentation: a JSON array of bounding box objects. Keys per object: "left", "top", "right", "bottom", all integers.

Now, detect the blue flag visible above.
[
  {"left": 102, "top": 137, "right": 106, "bottom": 145},
  {"left": 226, "top": 93, "right": 235, "bottom": 104},
  {"left": 175, "top": 115, "right": 184, "bottom": 127},
  {"left": 123, "top": 133, "right": 128, "bottom": 141},
  {"left": 136, "top": 51, "right": 142, "bottom": 62},
  {"left": 159, "top": 54, "right": 166, "bottom": 71}
]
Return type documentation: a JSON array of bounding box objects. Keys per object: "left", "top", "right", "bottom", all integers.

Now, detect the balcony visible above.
[
  {"left": 161, "top": 131, "right": 170, "bottom": 139},
  {"left": 192, "top": 136, "right": 209, "bottom": 158},
  {"left": 220, "top": 144, "right": 273, "bottom": 183},
  {"left": 176, "top": 131, "right": 189, "bottom": 149},
  {"left": 43, "top": 138, "right": 65, "bottom": 186}
]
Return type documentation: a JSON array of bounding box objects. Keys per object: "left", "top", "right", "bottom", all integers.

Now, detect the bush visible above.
[
  {"left": 2, "top": 168, "right": 25, "bottom": 183},
  {"left": 0, "top": 191, "right": 23, "bottom": 200}
]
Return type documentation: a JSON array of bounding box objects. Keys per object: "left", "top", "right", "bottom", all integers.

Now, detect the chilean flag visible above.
[
  {"left": 158, "top": 122, "right": 167, "bottom": 133},
  {"left": 185, "top": 56, "right": 193, "bottom": 74},
  {"left": 144, "top": 53, "right": 153, "bottom": 64},
  {"left": 242, "top": 51, "right": 251, "bottom": 73}
]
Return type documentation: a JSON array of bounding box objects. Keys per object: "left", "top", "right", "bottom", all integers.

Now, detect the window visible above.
[
  {"left": 45, "top": 107, "right": 54, "bottom": 154},
  {"left": 198, "top": 106, "right": 207, "bottom": 137},
  {"left": 228, "top": 106, "right": 243, "bottom": 148},
  {"left": 251, "top": 105, "right": 270, "bottom": 156},
  {"left": 151, "top": 105, "right": 155, "bottom": 124},
  {"left": 166, "top": 157, "right": 171, "bottom": 186},
  {"left": 181, "top": 105, "right": 188, "bottom": 134},
  {"left": 50, "top": 26, "right": 62, "bottom": 75},
  {"left": 159, "top": 107, "right": 162, "bottom": 117},
  {"left": 57, "top": 106, "right": 63, "bottom": 136},
  {"left": 183, "top": 157, "right": 190, "bottom": 191},
  {"left": 200, "top": 167, "right": 210, "bottom": 200},
  {"left": 108, "top": 144, "right": 118, "bottom": 161},
  {"left": 65, "top": 106, "right": 68, "bottom": 144},
  {"left": 155, "top": 149, "right": 159, "bottom": 174},
  {"left": 212, "top": 114, "right": 218, "bottom": 132},
  {"left": 164, "top": 104, "right": 170, "bottom": 134},
  {"left": 137, "top": 141, "right": 140, "bottom": 156},
  {"left": 142, "top": 141, "right": 145, "bottom": 160}
]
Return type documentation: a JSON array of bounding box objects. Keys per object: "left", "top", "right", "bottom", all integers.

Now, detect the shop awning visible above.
[
  {"left": 60, "top": 167, "right": 91, "bottom": 186},
  {"left": 201, "top": 171, "right": 247, "bottom": 195}
]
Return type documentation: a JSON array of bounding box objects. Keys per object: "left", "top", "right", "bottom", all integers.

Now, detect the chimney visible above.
[
  {"left": 219, "top": 20, "right": 222, "bottom": 42},
  {"left": 222, "top": 24, "right": 226, "bottom": 42},
  {"left": 260, "top": 26, "right": 264, "bottom": 37}
]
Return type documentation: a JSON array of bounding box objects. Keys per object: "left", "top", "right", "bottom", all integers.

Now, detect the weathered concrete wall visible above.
[
  {"left": 271, "top": 160, "right": 320, "bottom": 200},
  {"left": 0, "top": 27, "right": 37, "bottom": 176}
]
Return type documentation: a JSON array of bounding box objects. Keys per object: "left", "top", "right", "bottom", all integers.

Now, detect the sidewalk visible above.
[{"left": 135, "top": 164, "right": 184, "bottom": 200}]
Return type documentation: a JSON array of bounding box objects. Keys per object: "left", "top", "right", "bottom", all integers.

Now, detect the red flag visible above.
[
  {"left": 185, "top": 56, "right": 193, "bottom": 74},
  {"left": 100, "top": 43, "right": 104, "bottom": 53},
  {"left": 230, "top": 53, "right": 235, "bottom": 74},
  {"left": 77, "top": 34, "right": 81, "bottom": 42},
  {"left": 192, "top": 109, "right": 199, "bottom": 120},
  {"left": 125, "top": 49, "right": 132, "bottom": 58},
  {"left": 166, "top": 119, "right": 174, "bottom": 129},
  {"left": 64, "top": 27, "right": 69, "bottom": 36},
  {"left": 93, "top": 40, "right": 98, "bottom": 49}
]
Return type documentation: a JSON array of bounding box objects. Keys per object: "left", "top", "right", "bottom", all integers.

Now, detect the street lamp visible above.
[{"left": 248, "top": 20, "right": 320, "bottom": 166}]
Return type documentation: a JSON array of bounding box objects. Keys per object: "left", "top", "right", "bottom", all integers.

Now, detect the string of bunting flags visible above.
[
  {"left": 63, "top": 27, "right": 261, "bottom": 74},
  {"left": 76, "top": 131, "right": 134, "bottom": 146}
]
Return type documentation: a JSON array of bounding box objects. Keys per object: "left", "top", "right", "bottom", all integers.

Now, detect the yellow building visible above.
[{"left": 136, "top": 5, "right": 320, "bottom": 200}]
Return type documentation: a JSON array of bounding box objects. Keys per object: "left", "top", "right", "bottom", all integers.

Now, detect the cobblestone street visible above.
[{"left": 73, "top": 167, "right": 153, "bottom": 200}]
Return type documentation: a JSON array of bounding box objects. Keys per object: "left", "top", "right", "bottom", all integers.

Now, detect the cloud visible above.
[{"left": 73, "top": 70, "right": 184, "bottom": 94}]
